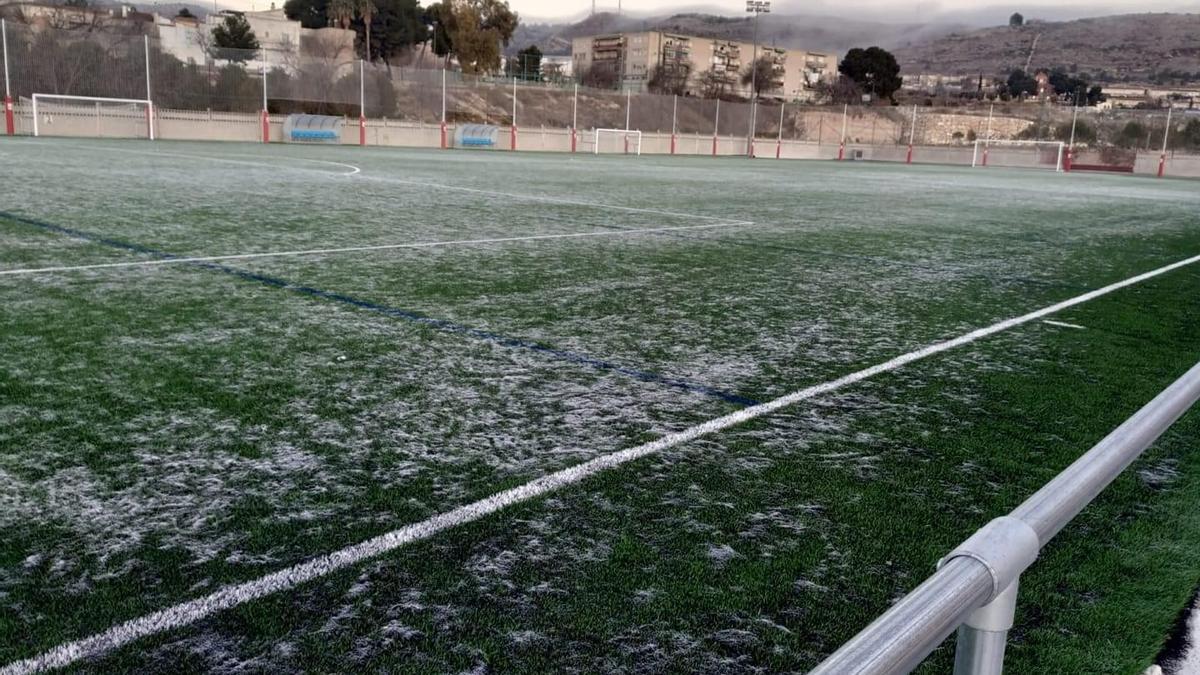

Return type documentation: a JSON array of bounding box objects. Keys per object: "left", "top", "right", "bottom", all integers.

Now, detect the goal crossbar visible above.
[
  {"left": 972, "top": 139, "right": 1065, "bottom": 172},
  {"left": 593, "top": 128, "right": 642, "bottom": 156},
  {"left": 31, "top": 93, "right": 155, "bottom": 140}
]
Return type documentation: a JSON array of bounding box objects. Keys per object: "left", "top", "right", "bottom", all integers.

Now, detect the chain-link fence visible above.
[{"left": 4, "top": 17, "right": 1199, "bottom": 164}]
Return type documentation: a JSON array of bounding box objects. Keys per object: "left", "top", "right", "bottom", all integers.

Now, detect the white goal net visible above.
[
  {"left": 972, "top": 140, "right": 1065, "bottom": 172},
  {"left": 31, "top": 94, "right": 154, "bottom": 140},
  {"left": 592, "top": 128, "right": 642, "bottom": 155}
]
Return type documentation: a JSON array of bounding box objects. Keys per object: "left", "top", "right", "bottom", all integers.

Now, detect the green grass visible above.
[{"left": 1, "top": 138, "right": 1199, "bottom": 673}]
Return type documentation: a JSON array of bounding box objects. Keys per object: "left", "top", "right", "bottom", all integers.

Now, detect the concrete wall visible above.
[{"left": 10, "top": 102, "right": 1200, "bottom": 180}]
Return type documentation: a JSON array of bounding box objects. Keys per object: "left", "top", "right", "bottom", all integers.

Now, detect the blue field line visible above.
[{"left": 0, "top": 211, "right": 760, "bottom": 407}]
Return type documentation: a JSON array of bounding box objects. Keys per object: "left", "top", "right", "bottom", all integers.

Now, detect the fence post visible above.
[
  {"left": 747, "top": 99, "right": 756, "bottom": 157},
  {"left": 983, "top": 103, "right": 994, "bottom": 166},
  {"left": 1065, "top": 103, "right": 1079, "bottom": 171},
  {"left": 670, "top": 94, "right": 677, "bottom": 155},
  {"left": 776, "top": 102, "right": 784, "bottom": 159},
  {"left": 358, "top": 59, "right": 366, "bottom": 146},
  {"left": 144, "top": 35, "right": 154, "bottom": 141},
  {"left": 838, "top": 103, "right": 847, "bottom": 160},
  {"left": 571, "top": 83, "right": 578, "bottom": 153},
  {"left": 907, "top": 104, "right": 916, "bottom": 164},
  {"left": 712, "top": 99, "right": 719, "bottom": 156},
  {"left": 623, "top": 88, "right": 631, "bottom": 154},
  {"left": 2, "top": 19, "right": 13, "bottom": 136},
  {"left": 260, "top": 54, "right": 269, "bottom": 143},
  {"left": 440, "top": 68, "right": 447, "bottom": 149},
  {"left": 1158, "top": 107, "right": 1172, "bottom": 178},
  {"left": 510, "top": 76, "right": 517, "bottom": 151}
]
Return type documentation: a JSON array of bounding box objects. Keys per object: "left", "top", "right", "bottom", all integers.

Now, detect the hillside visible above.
[
  {"left": 891, "top": 13, "right": 1200, "bottom": 83},
  {"left": 509, "top": 11, "right": 964, "bottom": 57}
]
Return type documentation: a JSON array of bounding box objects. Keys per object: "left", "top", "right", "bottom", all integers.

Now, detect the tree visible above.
[
  {"left": 371, "top": 0, "right": 426, "bottom": 64},
  {"left": 176, "top": 7, "right": 195, "bottom": 18},
  {"left": 211, "top": 14, "right": 260, "bottom": 62},
  {"left": 814, "top": 74, "right": 862, "bottom": 105},
  {"left": 356, "top": 0, "right": 376, "bottom": 60},
  {"left": 696, "top": 69, "right": 731, "bottom": 99},
  {"left": 441, "top": 0, "right": 517, "bottom": 74},
  {"left": 283, "top": 0, "right": 329, "bottom": 29},
  {"left": 327, "top": 0, "right": 355, "bottom": 29},
  {"left": 1009, "top": 12, "right": 1024, "bottom": 27},
  {"left": 579, "top": 64, "right": 618, "bottom": 89},
  {"left": 838, "top": 46, "right": 903, "bottom": 103},
  {"left": 647, "top": 63, "right": 690, "bottom": 95},
  {"left": 509, "top": 44, "right": 541, "bottom": 81},
  {"left": 740, "top": 55, "right": 776, "bottom": 98},
  {"left": 1114, "top": 120, "right": 1147, "bottom": 149},
  {"left": 1003, "top": 69, "right": 1038, "bottom": 98}
]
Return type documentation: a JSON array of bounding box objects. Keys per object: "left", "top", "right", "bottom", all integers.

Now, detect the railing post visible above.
[{"left": 952, "top": 580, "right": 1019, "bottom": 675}]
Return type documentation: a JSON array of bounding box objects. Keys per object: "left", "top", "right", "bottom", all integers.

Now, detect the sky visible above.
[{"left": 509, "top": 0, "right": 1199, "bottom": 23}]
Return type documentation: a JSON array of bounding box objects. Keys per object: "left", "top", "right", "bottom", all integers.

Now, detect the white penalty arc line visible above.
[
  {"left": 65, "top": 142, "right": 747, "bottom": 225},
  {"left": 0, "top": 221, "right": 751, "bottom": 277},
  {"left": 6, "top": 253, "right": 1200, "bottom": 675}
]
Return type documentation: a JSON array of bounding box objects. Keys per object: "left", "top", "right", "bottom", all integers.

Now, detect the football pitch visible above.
[{"left": 2, "top": 139, "right": 1200, "bottom": 673}]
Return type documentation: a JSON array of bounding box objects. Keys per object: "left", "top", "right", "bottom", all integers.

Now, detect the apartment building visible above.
[{"left": 571, "top": 31, "right": 837, "bottom": 101}]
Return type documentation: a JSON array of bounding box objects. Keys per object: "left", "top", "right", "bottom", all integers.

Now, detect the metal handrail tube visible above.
[
  {"left": 1011, "top": 361, "right": 1200, "bottom": 543},
  {"left": 810, "top": 556, "right": 993, "bottom": 675},
  {"left": 810, "top": 360, "right": 1200, "bottom": 674}
]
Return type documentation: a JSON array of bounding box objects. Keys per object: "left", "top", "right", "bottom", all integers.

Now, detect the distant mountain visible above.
[
  {"left": 891, "top": 13, "right": 1200, "bottom": 83},
  {"left": 509, "top": 11, "right": 966, "bottom": 57}
]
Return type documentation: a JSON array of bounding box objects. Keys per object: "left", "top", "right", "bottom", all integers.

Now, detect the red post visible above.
[
  {"left": 261, "top": 110, "right": 270, "bottom": 143},
  {"left": 670, "top": 133, "right": 676, "bottom": 155},
  {"left": 145, "top": 103, "right": 154, "bottom": 141},
  {"left": 359, "top": 115, "right": 366, "bottom": 146},
  {"left": 570, "top": 127, "right": 577, "bottom": 153},
  {"left": 837, "top": 140, "right": 845, "bottom": 161},
  {"left": 1157, "top": 153, "right": 1167, "bottom": 178},
  {"left": 748, "top": 138, "right": 755, "bottom": 158},
  {"left": 906, "top": 143, "right": 913, "bottom": 164},
  {"left": 440, "top": 121, "right": 447, "bottom": 150},
  {"left": 981, "top": 147, "right": 989, "bottom": 166},
  {"left": 623, "top": 135, "right": 629, "bottom": 155},
  {"left": 711, "top": 135, "right": 718, "bottom": 156},
  {"left": 1063, "top": 147, "right": 1072, "bottom": 172},
  {"left": 510, "top": 124, "right": 517, "bottom": 151},
  {"left": 3, "top": 96, "right": 13, "bottom": 136},
  {"left": 775, "top": 139, "right": 781, "bottom": 159}
]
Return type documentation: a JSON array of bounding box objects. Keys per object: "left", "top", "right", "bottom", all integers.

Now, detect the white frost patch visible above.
[
  {"left": 706, "top": 543, "right": 742, "bottom": 568},
  {"left": 1164, "top": 594, "right": 1200, "bottom": 675}
]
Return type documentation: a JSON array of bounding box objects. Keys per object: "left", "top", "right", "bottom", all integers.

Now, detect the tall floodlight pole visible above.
[
  {"left": 838, "top": 102, "right": 847, "bottom": 160},
  {"left": 712, "top": 98, "right": 720, "bottom": 156},
  {"left": 1066, "top": 95, "right": 1080, "bottom": 172},
  {"left": 2, "top": 19, "right": 13, "bottom": 136},
  {"left": 745, "top": 0, "right": 770, "bottom": 157},
  {"left": 775, "top": 101, "right": 784, "bottom": 159},
  {"left": 623, "top": 87, "right": 631, "bottom": 154},
  {"left": 144, "top": 35, "right": 154, "bottom": 140},
  {"left": 1158, "top": 106, "right": 1172, "bottom": 178},
  {"left": 511, "top": 75, "right": 517, "bottom": 151},
  {"left": 670, "top": 93, "right": 677, "bottom": 155},
  {"left": 906, "top": 104, "right": 917, "bottom": 164}
]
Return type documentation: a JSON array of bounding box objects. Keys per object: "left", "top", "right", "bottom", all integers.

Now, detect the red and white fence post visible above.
[
  {"left": 143, "top": 36, "right": 155, "bottom": 140},
  {"left": 906, "top": 104, "right": 917, "bottom": 164},
  {"left": 439, "top": 68, "right": 447, "bottom": 149},
  {"left": 1158, "top": 107, "right": 1172, "bottom": 178},
  {"left": 981, "top": 103, "right": 994, "bottom": 166},
  {"left": 510, "top": 76, "right": 518, "bottom": 151},
  {"left": 260, "top": 56, "right": 269, "bottom": 143},
  {"left": 2, "top": 19, "right": 13, "bottom": 136},
  {"left": 670, "top": 94, "right": 677, "bottom": 155},
  {"left": 712, "top": 99, "right": 720, "bottom": 157},
  {"left": 570, "top": 83, "right": 578, "bottom": 153},
  {"left": 358, "top": 59, "right": 366, "bottom": 146},
  {"left": 775, "top": 102, "right": 784, "bottom": 159},
  {"left": 837, "top": 103, "right": 847, "bottom": 161}
]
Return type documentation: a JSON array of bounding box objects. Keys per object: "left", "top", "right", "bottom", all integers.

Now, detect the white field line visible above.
[
  {"left": 0, "top": 221, "right": 750, "bottom": 277},
  {"left": 5, "top": 252, "right": 1199, "bottom": 675},
  {"left": 1042, "top": 319, "right": 1087, "bottom": 330},
  {"left": 60, "top": 142, "right": 749, "bottom": 225}
]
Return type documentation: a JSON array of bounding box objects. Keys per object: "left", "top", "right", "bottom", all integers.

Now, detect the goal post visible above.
[
  {"left": 593, "top": 128, "right": 642, "bottom": 155},
  {"left": 31, "top": 94, "right": 154, "bottom": 140},
  {"left": 972, "top": 139, "right": 1065, "bottom": 172}
]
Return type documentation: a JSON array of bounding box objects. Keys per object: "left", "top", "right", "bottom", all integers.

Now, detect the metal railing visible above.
[{"left": 811, "top": 360, "right": 1200, "bottom": 675}]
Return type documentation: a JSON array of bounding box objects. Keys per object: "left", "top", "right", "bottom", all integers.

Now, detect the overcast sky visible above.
[{"left": 511, "top": 0, "right": 1199, "bottom": 23}]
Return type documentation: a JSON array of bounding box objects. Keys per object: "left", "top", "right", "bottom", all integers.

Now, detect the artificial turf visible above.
[{"left": 1, "top": 138, "right": 1198, "bottom": 673}]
